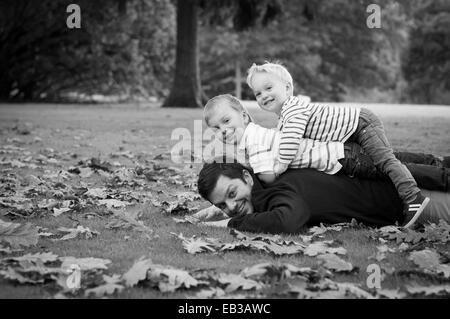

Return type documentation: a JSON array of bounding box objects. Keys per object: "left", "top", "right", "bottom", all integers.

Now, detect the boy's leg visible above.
[
  {"left": 339, "top": 142, "right": 387, "bottom": 179},
  {"left": 348, "top": 108, "right": 429, "bottom": 228}
]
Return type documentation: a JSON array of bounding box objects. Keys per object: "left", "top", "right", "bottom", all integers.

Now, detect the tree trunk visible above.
[
  {"left": 163, "top": 0, "right": 202, "bottom": 108},
  {"left": 235, "top": 60, "right": 242, "bottom": 100}
]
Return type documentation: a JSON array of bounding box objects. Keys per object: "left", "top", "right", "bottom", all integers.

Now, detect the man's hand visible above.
[
  {"left": 200, "top": 219, "right": 231, "bottom": 228},
  {"left": 192, "top": 205, "right": 227, "bottom": 222},
  {"left": 273, "top": 159, "right": 289, "bottom": 176}
]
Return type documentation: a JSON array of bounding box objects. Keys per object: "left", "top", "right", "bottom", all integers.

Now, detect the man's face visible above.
[
  {"left": 251, "top": 72, "right": 290, "bottom": 115},
  {"left": 208, "top": 171, "right": 254, "bottom": 218}
]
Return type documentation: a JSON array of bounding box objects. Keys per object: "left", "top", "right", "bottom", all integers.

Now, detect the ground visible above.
[{"left": 0, "top": 102, "right": 449, "bottom": 299}]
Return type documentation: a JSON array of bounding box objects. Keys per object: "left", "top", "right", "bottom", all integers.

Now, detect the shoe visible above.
[{"left": 402, "top": 193, "right": 430, "bottom": 228}]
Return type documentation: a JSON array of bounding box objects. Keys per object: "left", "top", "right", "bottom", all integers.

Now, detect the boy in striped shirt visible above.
[{"left": 246, "top": 62, "right": 430, "bottom": 228}]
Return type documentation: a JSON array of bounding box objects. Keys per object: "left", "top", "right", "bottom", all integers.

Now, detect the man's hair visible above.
[
  {"left": 246, "top": 61, "right": 294, "bottom": 96},
  {"left": 204, "top": 94, "right": 254, "bottom": 126},
  {"left": 197, "top": 162, "right": 254, "bottom": 201}
]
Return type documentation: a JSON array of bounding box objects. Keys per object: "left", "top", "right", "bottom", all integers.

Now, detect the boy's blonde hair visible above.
[
  {"left": 246, "top": 62, "right": 294, "bottom": 96},
  {"left": 204, "top": 94, "right": 254, "bottom": 126}
]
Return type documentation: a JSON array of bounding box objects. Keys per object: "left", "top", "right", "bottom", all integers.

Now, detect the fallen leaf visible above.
[
  {"left": 122, "top": 257, "right": 154, "bottom": 287},
  {"left": 60, "top": 256, "right": 111, "bottom": 271},
  {"left": 53, "top": 225, "right": 99, "bottom": 241},
  {"left": 0, "top": 267, "right": 44, "bottom": 284},
  {"left": 409, "top": 249, "right": 450, "bottom": 278},
  {"left": 98, "top": 199, "right": 128, "bottom": 209},
  {"left": 376, "top": 289, "right": 407, "bottom": 299},
  {"left": 317, "top": 254, "right": 354, "bottom": 272},
  {"left": 148, "top": 265, "right": 200, "bottom": 292},
  {"left": 193, "top": 288, "right": 226, "bottom": 299},
  {"left": 304, "top": 241, "right": 347, "bottom": 257},
  {"left": 84, "top": 188, "right": 108, "bottom": 199},
  {"left": 84, "top": 274, "right": 124, "bottom": 297},
  {"left": 406, "top": 284, "right": 450, "bottom": 296},
  {"left": 217, "top": 273, "right": 263, "bottom": 293},
  {"left": 3, "top": 252, "right": 58, "bottom": 264},
  {"left": 0, "top": 219, "right": 39, "bottom": 248}
]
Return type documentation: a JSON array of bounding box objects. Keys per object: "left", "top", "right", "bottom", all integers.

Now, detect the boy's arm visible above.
[
  {"left": 228, "top": 188, "right": 311, "bottom": 234},
  {"left": 278, "top": 114, "right": 309, "bottom": 165}
]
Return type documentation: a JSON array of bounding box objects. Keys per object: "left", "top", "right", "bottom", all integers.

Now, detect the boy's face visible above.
[
  {"left": 251, "top": 72, "right": 291, "bottom": 115},
  {"left": 208, "top": 171, "right": 254, "bottom": 218},
  {"left": 206, "top": 103, "right": 248, "bottom": 144}
]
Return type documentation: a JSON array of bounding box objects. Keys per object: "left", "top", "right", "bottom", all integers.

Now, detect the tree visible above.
[
  {"left": 402, "top": 0, "right": 450, "bottom": 104},
  {"left": 0, "top": 0, "right": 175, "bottom": 102},
  {"left": 163, "top": 0, "right": 202, "bottom": 108},
  {"left": 162, "top": 0, "right": 283, "bottom": 108}
]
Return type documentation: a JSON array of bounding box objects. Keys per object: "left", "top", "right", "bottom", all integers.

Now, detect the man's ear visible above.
[{"left": 242, "top": 169, "right": 254, "bottom": 186}]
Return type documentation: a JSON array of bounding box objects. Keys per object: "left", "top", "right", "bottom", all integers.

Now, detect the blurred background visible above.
[{"left": 0, "top": 0, "right": 449, "bottom": 106}]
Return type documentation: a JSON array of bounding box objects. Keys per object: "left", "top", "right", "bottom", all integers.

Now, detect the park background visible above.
[
  {"left": 0, "top": 0, "right": 449, "bottom": 300},
  {"left": 1, "top": 0, "right": 449, "bottom": 106}
]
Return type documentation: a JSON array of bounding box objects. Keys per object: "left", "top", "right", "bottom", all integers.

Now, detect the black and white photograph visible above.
[{"left": 0, "top": 0, "right": 449, "bottom": 305}]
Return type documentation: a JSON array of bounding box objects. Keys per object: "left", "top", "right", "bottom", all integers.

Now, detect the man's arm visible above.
[{"left": 228, "top": 188, "right": 311, "bottom": 234}]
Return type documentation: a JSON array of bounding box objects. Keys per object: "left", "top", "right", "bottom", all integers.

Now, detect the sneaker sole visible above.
[{"left": 403, "top": 197, "right": 430, "bottom": 229}]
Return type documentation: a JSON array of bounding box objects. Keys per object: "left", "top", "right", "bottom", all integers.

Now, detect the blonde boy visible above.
[{"left": 246, "top": 62, "right": 429, "bottom": 228}]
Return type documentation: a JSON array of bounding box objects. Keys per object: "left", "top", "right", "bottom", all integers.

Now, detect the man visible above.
[{"left": 196, "top": 163, "right": 450, "bottom": 234}]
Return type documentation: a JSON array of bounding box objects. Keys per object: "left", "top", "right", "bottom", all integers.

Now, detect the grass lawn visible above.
[{"left": 0, "top": 102, "right": 449, "bottom": 299}]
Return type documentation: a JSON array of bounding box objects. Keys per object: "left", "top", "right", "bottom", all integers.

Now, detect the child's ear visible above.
[
  {"left": 243, "top": 112, "right": 250, "bottom": 124},
  {"left": 286, "top": 82, "right": 292, "bottom": 95}
]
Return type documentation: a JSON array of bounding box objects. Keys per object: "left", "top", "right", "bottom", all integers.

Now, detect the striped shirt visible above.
[
  {"left": 239, "top": 122, "right": 345, "bottom": 175},
  {"left": 277, "top": 96, "right": 360, "bottom": 164}
]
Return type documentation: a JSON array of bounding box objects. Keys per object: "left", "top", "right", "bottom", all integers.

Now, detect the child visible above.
[
  {"left": 246, "top": 61, "right": 430, "bottom": 228},
  {"left": 203, "top": 94, "right": 347, "bottom": 185}
]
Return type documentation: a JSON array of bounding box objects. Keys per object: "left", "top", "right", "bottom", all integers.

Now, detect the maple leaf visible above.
[
  {"left": 53, "top": 225, "right": 99, "bottom": 241},
  {"left": 263, "top": 242, "right": 304, "bottom": 256},
  {"left": 405, "top": 284, "right": 450, "bottom": 297},
  {"left": 409, "top": 249, "right": 450, "bottom": 278},
  {"left": 317, "top": 254, "right": 354, "bottom": 273},
  {"left": 122, "top": 257, "right": 154, "bottom": 287},
  {"left": 171, "top": 233, "right": 220, "bottom": 254},
  {"left": 217, "top": 273, "right": 263, "bottom": 293},
  {"left": 0, "top": 219, "right": 39, "bottom": 248},
  {"left": 148, "top": 265, "right": 200, "bottom": 292},
  {"left": 84, "top": 274, "right": 124, "bottom": 298},
  {"left": 60, "top": 257, "right": 111, "bottom": 271},
  {"left": 182, "top": 237, "right": 219, "bottom": 254},
  {"left": 304, "top": 241, "right": 347, "bottom": 257}
]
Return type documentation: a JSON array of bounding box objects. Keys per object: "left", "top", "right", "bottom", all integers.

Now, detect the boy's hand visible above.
[{"left": 273, "top": 160, "right": 289, "bottom": 176}]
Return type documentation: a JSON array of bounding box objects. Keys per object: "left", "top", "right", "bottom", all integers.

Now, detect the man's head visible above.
[
  {"left": 204, "top": 94, "right": 253, "bottom": 145},
  {"left": 198, "top": 162, "right": 255, "bottom": 218},
  {"left": 246, "top": 62, "right": 294, "bottom": 115}
]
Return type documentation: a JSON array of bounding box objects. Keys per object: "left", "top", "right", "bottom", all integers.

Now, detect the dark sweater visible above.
[{"left": 228, "top": 169, "right": 404, "bottom": 234}]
